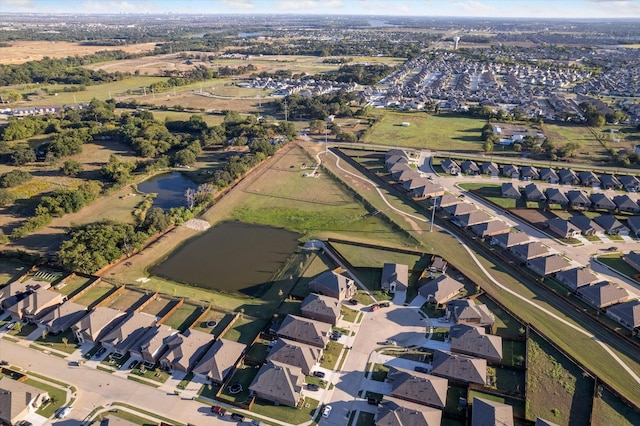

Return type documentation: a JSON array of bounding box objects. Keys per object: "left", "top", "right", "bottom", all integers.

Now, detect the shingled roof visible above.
[
  {"left": 472, "top": 397, "right": 514, "bottom": 426},
  {"left": 449, "top": 324, "right": 503, "bottom": 363},
  {"left": 376, "top": 396, "right": 442, "bottom": 426},
  {"left": 431, "top": 350, "right": 487, "bottom": 385},
  {"left": 386, "top": 366, "right": 448, "bottom": 409}
]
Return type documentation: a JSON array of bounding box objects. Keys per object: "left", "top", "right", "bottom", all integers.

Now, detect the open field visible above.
[
  {"left": 103, "top": 288, "right": 146, "bottom": 312},
  {"left": 72, "top": 280, "right": 115, "bottom": 307},
  {"left": 329, "top": 241, "right": 428, "bottom": 269},
  {"left": 139, "top": 296, "right": 176, "bottom": 317},
  {"left": 116, "top": 108, "right": 225, "bottom": 127},
  {"left": 161, "top": 302, "right": 203, "bottom": 331},
  {"left": 56, "top": 275, "right": 94, "bottom": 296},
  {"left": 597, "top": 253, "right": 640, "bottom": 279},
  {"left": 134, "top": 90, "right": 267, "bottom": 115},
  {"left": 360, "top": 112, "right": 486, "bottom": 152},
  {"left": 591, "top": 387, "right": 640, "bottom": 426},
  {"left": 0, "top": 259, "right": 29, "bottom": 285},
  {"left": 0, "top": 41, "right": 157, "bottom": 65}
]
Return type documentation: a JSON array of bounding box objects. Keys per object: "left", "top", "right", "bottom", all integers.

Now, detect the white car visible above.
[
  {"left": 56, "top": 406, "right": 73, "bottom": 419},
  {"left": 322, "top": 405, "right": 332, "bottom": 418}
]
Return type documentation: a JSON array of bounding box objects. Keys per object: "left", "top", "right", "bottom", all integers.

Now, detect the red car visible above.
[
  {"left": 211, "top": 406, "right": 226, "bottom": 416},
  {"left": 371, "top": 304, "right": 380, "bottom": 312}
]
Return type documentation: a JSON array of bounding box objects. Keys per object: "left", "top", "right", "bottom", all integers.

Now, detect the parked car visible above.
[
  {"left": 5, "top": 321, "right": 16, "bottom": 330},
  {"left": 330, "top": 334, "right": 339, "bottom": 341},
  {"left": 370, "top": 304, "right": 380, "bottom": 312},
  {"left": 322, "top": 405, "right": 332, "bottom": 418},
  {"left": 348, "top": 299, "right": 358, "bottom": 305},
  {"left": 414, "top": 366, "right": 430, "bottom": 374},
  {"left": 313, "top": 371, "right": 325, "bottom": 378},
  {"left": 231, "top": 413, "right": 245, "bottom": 421},
  {"left": 307, "top": 383, "right": 319, "bottom": 391},
  {"left": 383, "top": 340, "right": 397, "bottom": 346},
  {"left": 95, "top": 347, "right": 107, "bottom": 358},
  {"left": 379, "top": 302, "right": 390, "bottom": 308},
  {"left": 56, "top": 407, "right": 73, "bottom": 419},
  {"left": 438, "top": 317, "right": 449, "bottom": 323},
  {"left": 211, "top": 406, "right": 226, "bottom": 416},
  {"left": 367, "top": 397, "right": 380, "bottom": 405},
  {"left": 129, "top": 360, "right": 139, "bottom": 369}
]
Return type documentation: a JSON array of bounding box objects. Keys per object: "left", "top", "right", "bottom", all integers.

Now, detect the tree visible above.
[
  {"left": 174, "top": 149, "right": 197, "bottom": 166},
  {"left": 0, "top": 170, "right": 32, "bottom": 188},
  {"left": 101, "top": 155, "right": 136, "bottom": 184},
  {"left": 482, "top": 139, "right": 494, "bottom": 153},
  {"left": 9, "top": 146, "right": 35, "bottom": 166},
  {"left": 309, "top": 119, "right": 325, "bottom": 134},
  {"left": 62, "top": 337, "right": 68, "bottom": 347},
  {"left": 61, "top": 160, "right": 84, "bottom": 176}
]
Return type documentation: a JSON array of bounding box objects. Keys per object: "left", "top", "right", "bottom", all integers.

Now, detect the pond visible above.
[
  {"left": 138, "top": 172, "right": 197, "bottom": 210},
  {"left": 152, "top": 222, "right": 301, "bottom": 296}
]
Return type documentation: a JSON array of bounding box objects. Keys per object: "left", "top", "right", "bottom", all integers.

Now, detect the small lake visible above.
[
  {"left": 138, "top": 172, "right": 197, "bottom": 210},
  {"left": 152, "top": 222, "right": 302, "bottom": 296}
]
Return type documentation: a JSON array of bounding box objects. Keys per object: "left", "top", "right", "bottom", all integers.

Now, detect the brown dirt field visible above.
[
  {"left": 140, "top": 296, "right": 175, "bottom": 317},
  {"left": 509, "top": 208, "right": 557, "bottom": 226},
  {"left": 136, "top": 91, "right": 262, "bottom": 114},
  {"left": 103, "top": 288, "right": 146, "bottom": 311},
  {"left": 0, "top": 41, "right": 157, "bottom": 65}
]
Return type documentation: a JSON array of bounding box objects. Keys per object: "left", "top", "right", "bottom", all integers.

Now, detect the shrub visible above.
[{"left": 0, "top": 170, "right": 32, "bottom": 188}]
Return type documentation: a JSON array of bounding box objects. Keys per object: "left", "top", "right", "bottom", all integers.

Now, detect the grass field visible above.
[
  {"left": 26, "top": 378, "right": 68, "bottom": 418},
  {"left": 597, "top": 253, "right": 640, "bottom": 278},
  {"left": 591, "top": 387, "right": 640, "bottom": 426},
  {"left": 116, "top": 108, "right": 225, "bottom": 127},
  {"left": 252, "top": 397, "right": 319, "bottom": 425},
  {"left": 72, "top": 281, "right": 115, "bottom": 307},
  {"left": 56, "top": 275, "right": 94, "bottom": 296},
  {"left": 0, "top": 260, "right": 29, "bottom": 286},
  {"left": 104, "top": 288, "right": 146, "bottom": 312},
  {"left": 329, "top": 241, "right": 429, "bottom": 269},
  {"left": 162, "top": 303, "right": 203, "bottom": 331},
  {"left": 320, "top": 341, "right": 343, "bottom": 370},
  {"left": 361, "top": 111, "right": 486, "bottom": 152},
  {"left": 458, "top": 182, "right": 523, "bottom": 209},
  {"left": 140, "top": 297, "right": 176, "bottom": 317},
  {"left": 0, "top": 41, "right": 157, "bottom": 65}
]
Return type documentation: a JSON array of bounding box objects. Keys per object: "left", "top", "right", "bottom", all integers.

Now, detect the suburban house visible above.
[
  {"left": 386, "top": 366, "right": 448, "bottom": 409},
  {"left": 277, "top": 314, "right": 331, "bottom": 348},
  {"left": 527, "top": 254, "right": 572, "bottom": 276},
  {"left": 461, "top": 160, "right": 480, "bottom": 175},
  {"left": 308, "top": 270, "right": 356, "bottom": 301},
  {"left": 520, "top": 166, "right": 539, "bottom": 181},
  {"left": 300, "top": 293, "right": 341, "bottom": 325},
  {"left": 539, "top": 168, "right": 559, "bottom": 184},
  {"left": 265, "top": 338, "right": 321, "bottom": 375},
  {"left": 593, "top": 215, "right": 629, "bottom": 235},
  {"left": 558, "top": 169, "right": 580, "bottom": 185},
  {"left": 578, "top": 171, "right": 601, "bottom": 187},
  {"left": 545, "top": 188, "right": 569, "bottom": 206},
  {"left": 545, "top": 218, "right": 581, "bottom": 239},
  {"left": 471, "top": 220, "right": 511, "bottom": 238},
  {"left": 577, "top": 282, "right": 630, "bottom": 309},
  {"left": 449, "top": 324, "right": 503, "bottom": 364},
  {"left": 0, "top": 279, "right": 50, "bottom": 310},
  {"left": 454, "top": 210, "right": 493, "bottom": 228},
  {"left": 192, "top": 338, "right": 246, "bottom": 384},
  {"left": 438, "top": 194, "right": 462, "bottom": 209},
  {"left": 510, "top": 241, "right": 550, "bottom": 261},
  {"left": 394, "top": 169, "right": 421, "bottom": 183},
  {"left": 40, "top": 301, "right": 87, "bottom": 335},
  {"left": 613, "top": 195, "right": 640, "bottom": 213},
  {"left": 566, "top": 190, "right": 592, "bottom": 210},
  {"left": 72, "top": 306, "right": 127, "bottom": 344},
  {"left": 440, "top": 158, "right": 461, "bottom": 175},
  {"left": 418, "top": 276, "right": 464, "bottom": 306},
  {"left": 376, "top": 396, "right": 442, "bottom": 426},
  {"left": 502, "top": 164, "right": 519, "bottom": 179},
  {"left": 445, "top": 202, "right": 477, "bottom": 218},
  {"left": 524, "top": 183, "right": 546, "bottom": 202},
  {"left": 0, "top": 377, "right": 50, "bottom": 425},
  {"left": 431, "top": 350, "right": 487, "bottom": 385},
  {"left": 386, "top": 149, "right": 408, "bottom": 161},
  {"left": 588, "top": 193, "right": 616, "bottom": 212},
  {"left": 501, "top": 182, "right": 521, "bottom": 199},
  {"left": 569, "top": 215, "right": 603, "bottom": 236},
  {"left": 623, "top": 251, "right": 640, "bottom": 272},
  {"left": 7, "top": 288, "right": 64, "bottom": 323},
  {"left": 402, "top": 177, "right": 430, "bottom": 192},
  {"left": 555, "top": 267, "right": 599, "bottom": 291},
  {"left": 606, "top": 300, "right": 640, "bottom": 332},
  {"left": 619, "top": 175, "right": 640, "bottom": 192},
  {"left": 385, "top": 155, "right": 409, "bottom": 170},
  {"left": 492, "top": 232, "right": 529, "bottom": 249},
  {"left": 389, "top": 162, "right": 412, "bottom": 177},
  {"left": 159, "top": 328, "right": 214, "bottom": 372},
  {"left": 410, "top": 181, "right": 445, "bottom": 200},
  {"left": 248, "top": 360, "right": 304, "bottom": 408},
  {"left": 482, "top": 162, "right": 500, "bottom": 177},
  {"left": 446, "top": 299, "right": 495, "bottom": 328},
  {"left": 130, "top": 324, "right": 177, "bottom": 364},
  {"left": 429, "top": 256, "right": 448, "bottom": 273},
  {"left": 626, "top": 216, "right": 640, "bottom": 236},
  {"left": 381, "top": 263, "right": 409, "bottom": 293},
  {"left": 472, "top": 397, "right": 514, "bottom": 426},
  {"left": 100, "top": 311, "right": 157, "bottom": 356},
  {"left": 599, "top": 174, "right": 621, "bottom": 190}
]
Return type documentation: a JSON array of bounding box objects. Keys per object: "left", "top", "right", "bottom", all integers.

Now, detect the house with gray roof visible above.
[
  {"left": 160, "top": 328, "right": 215, "bottom": 372},
  {"left": 431, "top": 350, "right": 486, "bottom": 385},
  {"left": 193, "top": 338, "right": 246, "bottom": 384},
  {"left": 623, "top": 251, "right": 640, "bottom": 272},
  {"left": 386, "top": 366, "right": 448, "bottom": 409},
  {"left": 606, "top": 300, "right": 640, "bottom": 332},
  {"left": 501, "top": 182, "right": 521, "bottom": 199},
  {"left": 613, "top": 194, "right": 640, "bottom": 213},
  {"left": 72, "top": 306, "right": 127, "bottom": 344},
  {"left": 566, "top": 190, "right": 591, "bottom": 210},
  {"left": 386, "top": 149, "right": 408, "bottom": 161},
  {"left": 437, "top": 193, "right": 461, "bottom": 209},
  {"left": 249, "top": 360, "right": 304, "bottom": 408},
  {"left": 0, "top": 377, "right": 50, "bottom": 426},
  {"left": 410, "top": 181, "right": 444, "bottom": 200},
  {"left": 402, "top": 177, "right": 430, "bottom": 192},
  {"left": 381, "top": 263, "right": 409, "bottom": 293},
  {"left": 599, "top": 174, "right": 621, "bottom": 190},
  {"left": 521, "top": 166, "right": 539, "bottom": 181},
  {"left": 429, "top": 256, "right": 448, "bottom": 273},
  {"left": 539, "top": 168, "right": 559, "bottom": 184},
  {"left": 619, "top": 175, "right": 640, "bottom": 192},
  {"left": 100, "top": 311, "right": 157, "bottom": 356},
  {"left": 266, "top": 338, "right": 321, "bottom": 375},
  {"left": 461, "top": 160, "right": 480, "bottom": 175},
  {"left": 385, "top": 155, "right": 409, "bottom": 170},
  {"left": 510, "top": 241, "right": 549, "bottom": 261},
  {"left": 569, "top": 215, "right": 603, "bottom": 236},
  {"left": 440, "top": 159, "right": 461, "bottom": 175},
  {"left": 445, "top": 202, "right": 477, "bottom": 218},
  {"left": 41, "top": 301, "right": 87, "bottom": 335},
  {"left": 300, "top": 293, "right": 341, "bottom": 325},
  {"left": 524, "top": 183, "right": 546, "bottom": 202},
  {"left": 7, "top": 287, "right": 64, "bottom": 323},
  {"left": 559, "top": 169, "right": 580, "bottom": 185},
  {"left": 454, "top": 210, "right": 493, "bottom": 228},
  {"left": 527, "top": 254, "right": 572, "bottom": 276},
  {"left": 545, "top": 218, "right": 580, "bottom": 239},
  {"left": 449, "top": 324, "right": 502, "bottom": 363},
  {"left": 626, "top": 216, "right": 640, "bottom": 236},
  {"left": 472, "top": 397, "right": 514, "bottom": 426},
  {"left": 589, "top": 193, "right": 616, "bottom": 212},
  {"left": 418, "top": 276, "right": 464, "bottom": 306},
  {"left": 376, "top": 396, "right": 442, "bottom": 426},
  {"left": 482, "top": 162, "right": 500, "bottom": 177},
  {"left": 471, "top": 220, "right": 511, "bottom": 238},
  {"left": 578, "top": 171, "right": 600, "bottom": 187},
  {"left": 394, "top": 169, "right": 421, "bottom": 183},
  {"left": 446, "top": 299, "right": 495, "bottom": 328},
  {"left": 555, "top": 267, "right": 599, "bottom": 291},
  {"left": 309, "top": 270, "right": 356, "bottom": 301},
  {"left": 389, "top": 162, "right": 411, "bottom": 177},
  {"left": 545, "top": 188, "right": 569, "bottom": 206},
  {"left": 130, "top": 324, "right": 177, "bottom": 364},
  {"left": 492, "top": 232, "right": 529, "bottom": 249},
  {"left": 593, "top": 215, "right": 629, "bottom": 235},
  {"left": 502, "top": 164, "right": 520, "bottom": 179},
  {"left": 277, "top": 314, "right": 331, "bottom": 348},
  {"left": 0, "top": 279, "right": 50, "bottom": 310},
  {"left": 577, "top": 282, "right": 630, "bottom": 309}
]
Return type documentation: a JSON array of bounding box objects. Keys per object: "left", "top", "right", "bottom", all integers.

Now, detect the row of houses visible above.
[{"left": 385, "top": 150, "right": 446, "bottom": 201}]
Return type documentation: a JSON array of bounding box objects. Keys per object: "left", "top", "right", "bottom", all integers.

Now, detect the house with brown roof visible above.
[
  {"left": 394, "top": 169, "right": 421, "bottom": 183},
  {"left": 471, "top": 220, "right": 511, "bottom": 238},
  {"left": 386, "top": 366, "right": 448, "bottom": 409},
  {"left": 160, "top": 328, "right": 215, "bottom": 372},
  {"left": 376, "top": 396, "right": 442, "bottom": 426},
  {"left": 521, "top": 166, "right": 539, "bottom": 181},
  {"left": 100, "top": 311, "right": 157, "bottom": 356},
  {"left": 502, "top": 164, "right": 520, "bottom": 179},
  {"left": 249, "top": 360, "right": 304, "bottom": 408},
  {"left": 381, "top": 263, "right": 409, "bottom": 293},
  {"left": 0, "top": 377, "right": 50, "bottom": 425},
  {"left": 309, "top": 270, "right": 356, "bottom": 301},
  {"left": 410, "top": 181, "right": 445, "bottom": 200},
  {"left": 446, "top": 299, "right": 495, "bottom": 328},
  {"left": 545, "top": 218, "right": 580, "bottom": 239},
  {"left": 266, "top": 338, "right": 321, "bottom": 375},
  {"left": 454, "top": 210, "right": 493, "bottom": 228},
  {"left": 577, "top": 282, "right": 630, "bottom": 309},
  {"left": 7, "top": 288, "right": 65, "bottom": 323},
  {"left": 386, "top": 155, "right": 409, "bottom": 170},
  {"left": 192, "top": 338, "right": 246, "bottom": 384},
  {"left": 524, "top": 183, "right": 546, "bottom": 202},
  {"left": 431, "top": 350, "right": 486, "bottom": 385},
  {"left": 472, "top": 397, "right": 514, "bottom": 426},
  {"left": 461, "top": 160, "right": 480, "bottom": 175},
  {"left": 619, "top": 175, "right": 640, "bottom": 192},
  {"left": 501, "top": 182, "right": 521, "bottom": 199},
  {"left": 277, "top": 314, "right": 331, "bottom": 348},
  {"left": 558, "top": 169, "right": 579, "bottom": 185},
  {"left": 606, "top": 300, "right": 640, "bottom": 332},
  {"left": 539, "top": 168, "right": 559, "bottom": 184},
  {"left": 482, "top": 162, "right": 500, "bottom": 177},
  {"left": 130, "top": 324, "right": 177, "bottom": 364},
  {"left": 623, "top": 251, "right": 640, "bottom": 272},
  {"left": 0, "top": 279, "right": 50, "bottom": 310},
  {"left": 445, "top": 202, "right": 477, "bottom": 218},
  {"left": 566, "top": 190, "right": 591, "bottom": 210},
  {"left": 510, "top": 241, "right": 549, "bottom": 261},
  {"left": 300, "top": 293, "right": 341, "bottom": 325},
  {"left": 429, "top": 256, "right": 447, "bottom": 273},
  {"left": 449, "top": 325, "right": 503, "bottom": 364},
  {"left": 555, "top": 267, "right": 599, "bottom": 291},
  {"left": 402, "top": 177, "right": 430, "bottom": 192},
  {"left": 72, "top": 306, "right": 127, "bottom": 344},
  {"left": 389, "top": 162, "right": 411, "bottom": 177},
  {"left": 600, "top": 174, "right": 621, "bottom": 190},
  {"left": 437, "top": 193, "right": 461, "bottom": 209},
  {"left": 527, "top": 254, "right": 572, "bottom": 276},
  {"left": 386, "top": 149, "right": 408, "bottom": 161},
  {"left": 418, "top": 276, "right": 464, "bottom": 306},
  {"left": 589, "top": 193, "right": 616, "bottom": 212},
  {"left": 492, "top": 232, "right": 529, "bottom": 249},
  {"left": 545, "top": 188, "right": 569, "bottom": 206},
  {"left": 569, "top": 215, "right": 604, "bottom": 236},
  {"left": 578, "top": 171, "right": 600, "bottom": 187},
  {"left": 41, "top": 301, "right": 87, "bottom": 335}
]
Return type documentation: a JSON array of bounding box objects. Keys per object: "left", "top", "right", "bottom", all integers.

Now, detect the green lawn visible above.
[
  {"left": 320, "top": 341, "right": 343, "bottom": 370},
  {"left": 304, "top": 375, "right": 328, "bottom": 389},
  {"left": 25, "top": 378, "right": 68, "bottom": 418},
  {"left": 597, "top": 254, "right": 640, "bottom": 279},
  {"left": 501, "top": 340, "right": 526, "bottom": 368},
  {"left": 72, "top": 281, "right": 116, "bottom": 307},
  {"left": 369, "top": 363, "right": 389, "bottom": 382},
  {"left": 35, "top": 329, "right": 79, "bottom": 354},
  {"left": 251, "top": 397, "right": 319, "bottom": 425},
  {"left": 219, "top": 365, "right": 259, "bottom": 404},
  {"left": 245, "top": 339, "right": 271, "bottom": 364},
  {"left": 162, "top": 303, "right": 203, "bottom": 332},
  {"left": 351, "top": 290, "right": 375, "bottom": 305},
  {"left": 55, "top": 275, "right": 95, "bottom": 296},
  {"left": 222, "top": 317, "right": 267, "bottom": 345},
  {"left": 476, "top": 295, "right": 526, "bottom": 338},
  {"left": 0, "top": 260, "right": 30, "bottom": 286},
  {"left": 341, "top": 306, "right": 359, "bottom": 323},
  {"left": 591, "top": 387, "right": 640, "bottom": 426},
  {"left": 331, "top": 241, "right": 427, "bottom": 269}
]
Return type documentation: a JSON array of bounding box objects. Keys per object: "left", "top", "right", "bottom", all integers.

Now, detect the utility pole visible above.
[
  {"left": 430, "top": 195, "right": 440, "bottom": 232},
  {"left": 284, "top": 99, "right": 288, "bottom": 121},
  {"left": 325, "top": 120, "right": 328, "bottom": 154}
]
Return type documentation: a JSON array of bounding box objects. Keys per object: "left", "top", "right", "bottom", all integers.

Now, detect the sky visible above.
[{"left": 1, "top": 0, "right": 640, "bottom": 19}]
